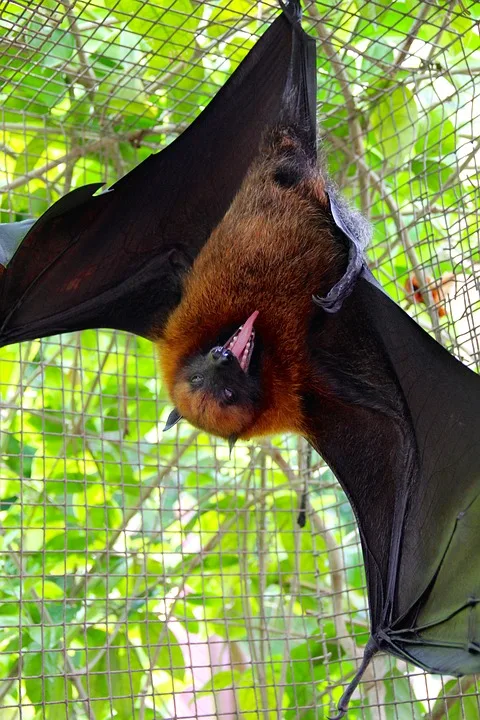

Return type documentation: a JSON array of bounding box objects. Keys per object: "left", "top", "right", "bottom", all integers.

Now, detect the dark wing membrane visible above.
[
  {"left": 278, "top": 1, "right": 317, "bottom": 158},
  {"left": 304, "top": 282, "right": 412, "bottom": 626},
  {"left": 0, "top": 5, "right": 315, "bottom": 347},
  {"left": 304, "top": 276, "right": 480, "bottom": 715},
  {"left": 0, "top": 184, "right": 108, "bottom": 269},
  {"left": 362, "top": 280, "right": 480, "bottom": 674}
]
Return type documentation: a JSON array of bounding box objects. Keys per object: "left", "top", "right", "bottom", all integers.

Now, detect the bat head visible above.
[{"left": 165, "top": 311, "right": 262, "bottom": 440}]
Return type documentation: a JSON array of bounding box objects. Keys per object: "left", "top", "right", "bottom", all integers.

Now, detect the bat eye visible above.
[
  {"left": 190, "top": 374, "right": 204, "bottom": 387},
  {"left": 223, "top": 387, "right": 236, "bottom": 403}
]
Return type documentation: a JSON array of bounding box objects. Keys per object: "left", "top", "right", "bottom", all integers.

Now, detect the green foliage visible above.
[
  {"left": 0, "top": 0, "right": 479, "bottom": 718},
  {"left": 370, "top": 87, "right": 419, "bottom": 165}
]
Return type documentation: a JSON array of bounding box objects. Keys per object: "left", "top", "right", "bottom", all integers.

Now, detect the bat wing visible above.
[
  {"left": 0, "top": 1, "right": 315, "bottom": 347},
  {"left": 304, "top": 207, "right": 480, "bottom": 716},
  {"left": 361, "top": 280, "right": 480, "bottom": 673}
]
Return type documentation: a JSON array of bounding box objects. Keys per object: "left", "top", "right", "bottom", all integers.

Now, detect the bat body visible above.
[
  {"left": 159, "top": 129, "right": 346, "bottom": 441},
  {"left": 1, "top": 2, "right": 479, "bottom": 716}
]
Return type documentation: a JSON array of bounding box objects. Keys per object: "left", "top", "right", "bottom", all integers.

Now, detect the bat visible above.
[{"left": 1, "top": 2, "right": 479, "bottom": 717}]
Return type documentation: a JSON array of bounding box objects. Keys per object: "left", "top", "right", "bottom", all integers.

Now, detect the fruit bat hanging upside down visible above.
[{"left": 0, "top": 1, "right": 479, "bottom": 717}]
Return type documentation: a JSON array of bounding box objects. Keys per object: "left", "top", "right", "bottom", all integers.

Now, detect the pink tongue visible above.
[{"left": 229, "top": 310, "right": 259, "bottom": 361}]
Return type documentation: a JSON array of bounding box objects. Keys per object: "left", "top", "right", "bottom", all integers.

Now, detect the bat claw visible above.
[
  {"left": 163, "top": 407, "right": 182, "bottom": 432},
  {"left": 327, "top": 709, "right": 347, "bottom": 720},
  {"left": 326, "top": 638, "right": 378, "bottom": 719},
  {"left": 228, "top": 435, "right": 238, "bottom": 458}
]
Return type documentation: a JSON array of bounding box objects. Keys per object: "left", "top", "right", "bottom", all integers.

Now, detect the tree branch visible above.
[
  {"left": 0, "top": 139, "right": 109, "bottom": 193},
  {"left": 69, "top": 429, "right": 200, "bottom": 599},
  {"left": 406, "top": 138, "right": 480, "bottom": 229},
  {"left": 306, "top": 5, "right": 369, "bottom": 217},
  {"left": 6, "top": 552, "right": 96, "bottom": 720},
  {"left": 379, "top": 1, "right": 432, "bottom": 86},
  {"left": 329, "top": 134, "right": 443, "bottom": 341},
  {"left": 59, "top": 0, "right": 96, "bottom": 96},
  {"left": 259, "top": 443, "right": 387, "bottom": 719},
  {"left": 426, "top": 676, "right": 478, "bottom": 720}
]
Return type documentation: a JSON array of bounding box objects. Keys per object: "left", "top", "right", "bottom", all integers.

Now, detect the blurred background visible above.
[{"left": 0, "top": 1, "right": 479, "bottom": 718}]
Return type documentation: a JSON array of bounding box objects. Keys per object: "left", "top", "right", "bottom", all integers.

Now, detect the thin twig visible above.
[
  {"left": 306, "top": 5, "right": 369, "bottom": 217},
  {"left": 71, "top": 334, "right": 117, "bottom": 436},
  {"left": 0, "top": 142, "right": 16, "bottom": 160},
  {"left": 424, "top": 0, "right": 463, "bottom": 66},
  {"left": 0, "top": 659, "right": 21, "bottom": 703},
  {"left": 240, "top": 464, "right": 270, "bottom": 720},
  {"left": 258, "top": 453, "right": 268, "bottom": 674},
  {"left": 379, "top": 2, "right": 432, "bottom": 86},
  {"left": 259, "top": 443, "right": 387, "bottom": 719},
  {"left": 426, "top": 676, "right": 478, "bottom": 720},
  {"left": 69, "top": 430, "right": 200, "bottom": 599},
  {"left": 144, "top": 18, "right": 253, "bottom": 96},
  {"left": 0, "top": 122, "right": 178, "bottom": 140},
  {"left": 275, "top": 438, "right": 306, "bottom": 718},
  {"left": 7, "top": 552, "right": 96, "bottom": 720},
  {"left": 63, "top": 90, "right": 79, "bottom": 193},
  {"left": 406, "top": 138, "right": 480, "bottom": 228},
  {"left": 0, "top": 139, "right": 110, "bottom": 192},
  {"left": 329, "top": 134, "right": 443, "bottom": 341},
  {"left": 59, "top": 0, "right": 96, "bottom": 96}
]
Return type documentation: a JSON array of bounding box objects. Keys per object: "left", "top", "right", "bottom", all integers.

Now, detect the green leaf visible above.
[
  {"left": 109, "top": 634, "right": 144, "bottom": 719},
  {"left": 0, "top": 496, "right": 18, "bottom": 511},
  {"left": 105, "top": 0, "right": 201, "bottom": 75},
  {"left": 361, "top": 41, "right": 394, "bottom": 87},
  {"left": 206, "top": 0, "right": 255, "bottom": 39},
  {"left": 83, "top": 629, "right": 110, "bottom": 717},
  {"left": 383, "top": 669, "right": 425, "bottom": 718},
  {"left": 3, "top": 435, "right": 36, "bottom": 479},
  {"left": 0, "top": 346, "right": 21, "bottom": 400},
  {"left": 415, "top": 108, "right": 456, "bottom": 158},
  {"left": 370, "top": 87, "right": 418, "bottom": 165},
  {"left": 410, "top": 159, "right": 455, "bottom": 195},
  {"left": 140, "top": 619, "right": 186, "bottom": 681},
  {"left": 13, "top": 137, "right": 46, "bottom": 178},
  {"left": 28, "top": 26, "right": 75, "bottom": 68},
  {"left": 24, "top": 650, "right": 67, "bottom": 718}
]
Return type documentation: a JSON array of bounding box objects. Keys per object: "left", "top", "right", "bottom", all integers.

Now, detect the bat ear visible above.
[
  {"left": 163, "top": 407, "right": 183, "bottom": 432},
  {"left": 228, "top": 435, "right": 238, "bottom": 458}
]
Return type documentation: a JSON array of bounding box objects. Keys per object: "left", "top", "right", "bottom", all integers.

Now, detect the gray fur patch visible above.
[{"left": 313, "top": 184, "right": 372, "bottom": 313}]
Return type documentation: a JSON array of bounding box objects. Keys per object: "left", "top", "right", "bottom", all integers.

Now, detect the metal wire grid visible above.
[{"left": 0, "top": 0, "right": 479, "bottom": 718}]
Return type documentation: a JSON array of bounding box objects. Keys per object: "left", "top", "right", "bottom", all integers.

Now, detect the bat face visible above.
[{"left": 167, "top": 312, "right": 262, "bottom": 438}]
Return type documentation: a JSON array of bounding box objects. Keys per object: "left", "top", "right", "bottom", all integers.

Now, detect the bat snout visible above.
[{"left": 210, "top": 347, "right": 235, "bottom": 366}]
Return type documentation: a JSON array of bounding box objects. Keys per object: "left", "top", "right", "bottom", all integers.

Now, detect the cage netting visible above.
[{"left": 0, "top": 0, "right": 479, "bottom": 718}]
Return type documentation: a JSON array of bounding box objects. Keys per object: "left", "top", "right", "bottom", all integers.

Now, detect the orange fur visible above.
[
  {"left": 406, "top": 272, "right": 455, "bottom": 318},
  {"left": 157, "top": 135, "right": 346, "bottom": 440}
]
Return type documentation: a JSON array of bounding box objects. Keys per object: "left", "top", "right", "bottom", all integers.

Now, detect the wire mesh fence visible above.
[{"left": 0, "top": 0, "right": 479, "bottom": 718}]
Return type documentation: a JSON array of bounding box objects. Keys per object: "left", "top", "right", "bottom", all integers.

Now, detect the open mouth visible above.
[{"left": 224, "top": 310, "right": 259, "bottom": 372}]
